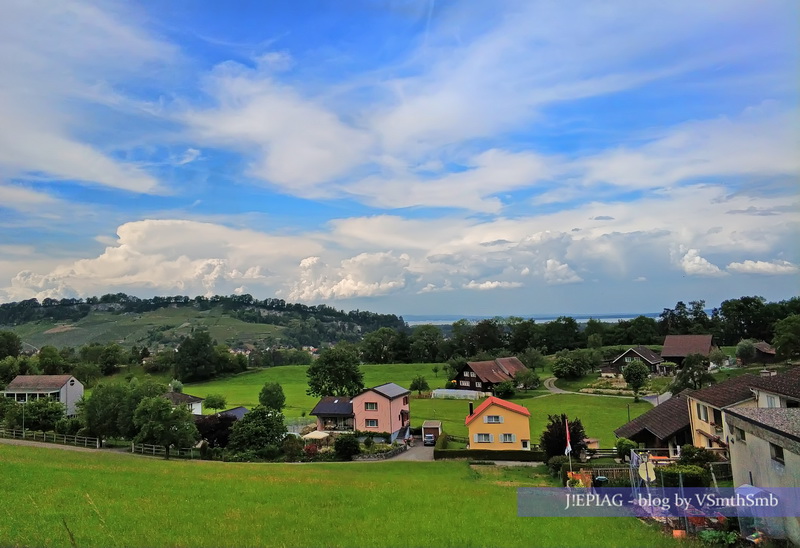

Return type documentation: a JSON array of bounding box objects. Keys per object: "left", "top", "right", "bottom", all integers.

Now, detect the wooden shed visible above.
[{"left": 421, "top": 420, "right": 442, "bottom": 441}]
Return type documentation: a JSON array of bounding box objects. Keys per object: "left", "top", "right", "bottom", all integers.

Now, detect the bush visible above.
[
  {"left": 698, "top": 530, "right": 738, "bottom": 546},
  {"left": 678, "top": 444, "right": 721, "bottom": 467},
  {"left": 54, "top": 417, "right": 82, "bottom": 436},
  {"left": 282, "top": 435, "right": 304, "bottom": 461},
  {"left": 657, "top": 464, "right": 711, "bottom": 487},
  {"left": 434, "top": 433, "right": 449, "bottom": 450},
  {"left": 334, "top": 434, "right": 361, "bottom": 461},
  {"left": 303, "top": 444, "right": 319, "bottom": 458},
  {"left": 255, "top": 444, "right": 281, "bottom": 461},
  {"left": 434, "top": 449, "right": 546, "bottom": 462},
  {"left": 615, "top": 438, "right": 637, "bottom": 461},
  {"left": 494, "top": 380, "right": 516, "bottom": 398},
  {"left": 363, "top": 436, "right": 374, "bottom": 449},
  {"left": 547, "top": 456, "right": 569, "bottom": 477}
]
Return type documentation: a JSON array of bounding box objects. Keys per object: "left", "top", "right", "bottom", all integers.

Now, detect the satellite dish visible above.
[{"left": 638, "top": 461, "right": 656, "bottom": 483}]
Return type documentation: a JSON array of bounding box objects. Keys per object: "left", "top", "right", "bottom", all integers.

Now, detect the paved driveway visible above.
[{"left": 391, "top": 443, "right": 434, "bottom": 461}]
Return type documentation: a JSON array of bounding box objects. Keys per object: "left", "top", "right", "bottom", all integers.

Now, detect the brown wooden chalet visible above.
[
  {"left": 614, "top": 391, "right": 693, "bottom": 456},
  {"left": 609, "top": 345, "right": 665, "bottom": 374},
  {"left": 661, "top": 334, "right": 715, "bottom": 366},
  {"left": 752, "top": 341, "right": 778, "bottom": 364},
  {"left": 453, "top": 357, "right": 528, "bottom": 393}
]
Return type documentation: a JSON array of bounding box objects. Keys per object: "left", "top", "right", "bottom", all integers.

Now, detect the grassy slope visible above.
[
  {"left": 0, "top": 444, "right": 685, "bottom": 548},
  {"left": 10, "top": 307, "right": 283, "bottom": 350},
  {"left": 186, "top": 364, "right": 648, "bottom": 446}
]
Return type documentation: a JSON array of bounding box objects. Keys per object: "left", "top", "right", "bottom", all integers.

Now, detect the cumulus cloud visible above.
[
  {"left": 287, "top": 252, "right": 410, "bottom": 301},
  {"left": 726, "top": 260, "right": 799, "bottom": 275},
  {"left": 543, "top": 259, "right": 583, "bottom": 285},
  {"left": 678, "top": 248, "right": 726, "bottom": 277},
  {"left": 463, "top": 280, "right": 523, "bottom": 291}
]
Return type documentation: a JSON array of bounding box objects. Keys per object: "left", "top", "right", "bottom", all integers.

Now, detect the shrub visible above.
[
  {"left": 282, "top": 435, "right": 304, "bottom": 461},
  {"left": 434, "top": 433, "right": 449, "bottom": 450},
  {"left": 334, "top": 434, "right": 361, "bottom": 461},
  {"left": 547, "top": 456, "right": 569, "bottom": 477},
  {"left": 615, "top": 438, "right": 637, "bottom": 461},
  {"left": 363, "top": 436, "right": 374, "bottom": 449},
  {"left": 698, "top": 530, "right": 738, "bottom": 546},
  {"left": 678, "top": 444, "right": 721, "bottom": 467},
  {"left": 54, "top": 417, "right": 82, "bottom": 436},
  {"left": 255, "top": 444, "right": 281, "bottom": 461},
  {"left": 657, "top": 464, "right": 711, "bottom": 487},
  {"left": 303, "top": 444, "right": 319, "bottom": 458},
  {"left": 566, "top": 478, "right": 584, "bottom": 488},
  {"left": 494, "top": 380, "right": 516, "bottom": 398}
]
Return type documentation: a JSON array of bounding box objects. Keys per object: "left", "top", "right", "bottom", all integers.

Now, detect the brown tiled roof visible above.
[
  {"left": 5, "top": 375, "right": 75, "bottom": 391},
  {"left": 162, "top": 392, "right": 204, "bottom": 405},
  {"left": 611, "top": 346, "right": 664, "bottom": 365},
  {"left": 661, "top": 335, "right": 713, "bottom": 358},
  {"left": 614, "top": 391, "right": 692, "bottom": 441},
  {"left": 753, "top": 341, "right": 776, "bottom": 355},
  {"left": 466, "top": 357, "right": 528, "bottom": 384},
  {"left": 749, "top": 367, "right": 800, "bottom": 399},
  {"left": 690, "top": 374, "right": 758, "bottom": 408}
]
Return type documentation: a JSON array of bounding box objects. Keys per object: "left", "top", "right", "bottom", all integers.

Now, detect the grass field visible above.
[{"left": 0, "top": 444, "right": 687, "bottom": 548}]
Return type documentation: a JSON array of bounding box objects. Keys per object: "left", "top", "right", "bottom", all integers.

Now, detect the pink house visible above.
[{"left": 310, "top": 382, "right": 411, "bottom": 442}]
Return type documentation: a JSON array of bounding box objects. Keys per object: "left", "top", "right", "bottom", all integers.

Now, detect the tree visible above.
[
  {"left": 735, "top": 340, "right": 756, "bottom": 365},
  {"left": 83, "top": 383, "right": 129, "bottom": 441},
  {"left": 227, "top": 406, "right": 287, "bottom": 454},
  {"left": 259, "top": 382, "right": 286, "bottom": 411},
  {"left": 133, "top": 397, "right": 200, "bottom": 459},
  {"left": 282, "top": 434, "right": 304, "bottom": 461},
  {"left": 409, "top": 375, "right": 430, "bottom": 395},
  {"left": 773, "top": 315, "right": 800, "bottom": 359},
  {"left": 0, "top": 331, "right": 23, "bottom": 360},
  {"left": 587, "top": 333, "right": 603, "bottom": 349},
  {"left": 540, "top": 413, "right": 587, "bottom": 460},
  {"left": 670, "top": 353, "right": 714, "bottom": 392},
  {"left": 431, "top": 365, "right": 439, "bottom": 378},
  {"left": 623, "top": 360, "right": 649, "bottom": 402},
  {"left": 615, "top": 438, "right": 637, "bottom": 461},
  {"left": 204, "top": 394, "right": 227, "bottom": 413},
  {"left": 116, "top": 379, "right": 169, "bottom": 440},
  {"left": 707, "top": 348, "right": 729, "bottom": 368},
  {"left": 99, "top": 343, "right": 124, "bottom": 375},
  {"left": 0, "top": 356, "right": 20, "bottom": 387},
  {"left": 334, "top": 433, "right": 361, "bottom": 461},
  {"left": 518, "top": 348, "right": 547, "bottom": 371},
  {"left": 306, "top": 345, "right": 364, "bottom": 397},
  {"left": 551, "top": 350, "right": 590, "bottom": 379},
  {"left": 174, "top": 331, "right": 218, "bottom": 382},
  {"left": 515, "top": 369, "right": 541, "bottom": 391},
  {"left": 360, "top": 327, "right": 398, "bottom": 364},
  {"left": 38, "top": 346, "right": 64, "bottom": 375},
  {"left": 410, "top": 325, "right": 444, "bottom": 362},
  {"left": 494, "top": 380, "right": 515, "bottom": 398},
  {"left": 10, "top": 397, "right": 65, "bottom": 431},
  {"left": 195, "top": 414, "right": 235, "bottom": 448}
]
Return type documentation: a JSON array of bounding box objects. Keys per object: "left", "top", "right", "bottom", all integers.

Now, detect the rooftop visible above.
[
  {"left": 726, "top": 407, "right": 800, "bottom": 442},
  {"left": 749, "top": 367, "right": 800, "bottom": 400},
  {"left": 465, "top": 396, "right": 530, "bottom": 426},
  {"left": 162, "top": 392, "right": 204, "bottom": 405},
  {"left": 309, "top": 396, "right": 353, "bottom": 416},
  {"left": 5, "top": 375, "right": 77, "bottom": 391},
  {"left": 661, "top": 334, "right": 714, "bottom": 358},
  {"left": 614, "top": 391, "right": 692, "bottom": 441},
  {"left": 370, "top": 382, "right": 411, "bottom": 399},
  {"left": 690, "top": 374, "right": 759, "bottom": 408}
]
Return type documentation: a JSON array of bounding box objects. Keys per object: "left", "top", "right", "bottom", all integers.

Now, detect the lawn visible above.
[{"left": 0, "top": 444, "right": 687, "bottom": 548}]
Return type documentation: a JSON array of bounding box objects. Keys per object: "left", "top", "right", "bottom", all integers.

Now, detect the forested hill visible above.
[{"left": 0, "top": 293, "right": 405, "bottom": 349}]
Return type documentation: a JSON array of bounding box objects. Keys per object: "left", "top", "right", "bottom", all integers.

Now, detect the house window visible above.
[
  {"left": 476, "top": 433, "right": 491, "bottom": 443},
  {"left": 625, "top": 357, "right": 633, "bottom": 362},
  {"left": 712, "top": 409, "right": 723, "bottom": 427},
  {"left": 402, "top": 396, "right": 408, "bottom": 405},
  {"left": 735, "top": 428, "right": 746, "bottom": 442},
  {"left": 787, "top": 400, "right": 799, "bottom": 408},
  {"left": 459, "top": 380, "right": 470, "bottom": 387},
  {"left": 766, "top": 396, "right": 778, "bottom": 408},
  {"left": 365, "top": 402, "right": 378, "bottom": 411},
  {"left": 696, "top": 403, "right": 708, "bottom": 422},
  {"left": 501, "top": 434, "right": 515, "bottom": 443},
  {"left": 365, "top": 419, "right": 378, "bottom": 428},
  {"left": 486, "top": 415, "right": 502, "bottom": 424},
  {"left": 475, "top": 382, "right": 482, "bottom": 388},
  {"left": 770, "top": 443, "right": 784, "bottom": 465}
]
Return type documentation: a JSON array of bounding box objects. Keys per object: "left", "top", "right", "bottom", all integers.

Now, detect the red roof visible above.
[
  {"left": 466, "top": 357, "right": 528, "bottom": 384},
  {"left": 661, "top": 335, "right": 714, "bottom": 358},
  {"left": 465, "top": 396, "right": 531, "bottom": 425}
]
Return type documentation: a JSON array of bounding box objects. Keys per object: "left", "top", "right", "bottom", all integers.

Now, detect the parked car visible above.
[{"left": 423, "top": 434, "right": 435, "bottom": 446}]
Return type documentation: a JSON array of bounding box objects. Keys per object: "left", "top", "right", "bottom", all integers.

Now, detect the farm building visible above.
[
  {"left": 453, "top": 357, "right": 528, "bottom": 393},
  {"left": 3, "top": 375, "right": 84, "bottom": 416}
]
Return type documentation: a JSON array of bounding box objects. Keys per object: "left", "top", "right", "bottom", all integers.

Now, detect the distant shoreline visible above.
[{"left": 403, "top": 312, "right": 661, "bottom": 326}]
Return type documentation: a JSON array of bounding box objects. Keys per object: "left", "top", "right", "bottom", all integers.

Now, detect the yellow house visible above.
[
  {"left": 686, "top": 374, "right": 758, "bottom": 452},
  {"left": 465, "top": 396, "right": 531, "bottom": 451}
]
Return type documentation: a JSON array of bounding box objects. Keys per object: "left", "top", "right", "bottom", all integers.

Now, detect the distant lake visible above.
[{"left": 403, "top": 313, "right": 661, "bottom": 326}]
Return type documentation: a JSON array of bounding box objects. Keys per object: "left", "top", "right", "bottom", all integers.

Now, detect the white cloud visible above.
[
  {"left": 633, "top": 276, "right": 647, "bottom": 282},
  {"left": 678, "top": 248, "right": 726, "bottom": 277},
  {"left": 544, "top": 259, "right": 583, "bottom": 285},
  {"left": 177, "top": 148, "right": 201, "bottom": 165},
  {"left": 463, "top": 280, "right": 523, "bottom": 291},
  {"left": 287, "top": 252, "right": 410, "bottom": 301},
  {"left": 726, "top": 260, "right": 799, "bottom": 275}
]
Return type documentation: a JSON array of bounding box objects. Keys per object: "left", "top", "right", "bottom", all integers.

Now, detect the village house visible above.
[
  {"left": 608, "top": 345, "right": 665, "bottom": 375},
  {"left": 614, "top": 390, "right": 693, "bottom": 457},
  {"left": 749, "top": 368, "right": 800, "bottom": 408},
  {"left": 453, "top": 357, "right": 528, "bottom": 393},
  {"left": 686, "top": 374, "right": 759, "bottom": 453},
  {"left": 3, "top": 375, "right": 84, "bottom": 416},
  {"left": 310, "top": 382, "right": 411, "bottom": 442},
  {"left": 752, "top": 341, "right": 779, "bottom": 364},
  {"left": 660, "top": 334, "right": 715, "bottom": 366},
  {"left": 162, "top": 391, "right": 204, "bottom": 415},
  {"left": 465, "top": 396, "right": 532, "bottom": 451}
]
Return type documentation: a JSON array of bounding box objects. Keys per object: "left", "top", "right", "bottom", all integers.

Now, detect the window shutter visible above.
[
  {"left": 473, "top": 434, "right": 479, "bottom": 443},
  {"left": 499, "top": 416, "right": 504, "bottom": 423},
  {"left": 489, "top": 434, "right": 494, "bottom": 443},
  {"left": 512, "top": 434, "right": 516, "bottom": 442},
  {"left": 483, "top": 416, "right": 488, "bottom": 423}
]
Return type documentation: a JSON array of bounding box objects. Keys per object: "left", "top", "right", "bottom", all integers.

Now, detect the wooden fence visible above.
[
  {"left": 0, "top": 428, "right": 100, "bottom": 448},
  {"left": 130, "top": 442, "right": 196, "bottom": 458}
]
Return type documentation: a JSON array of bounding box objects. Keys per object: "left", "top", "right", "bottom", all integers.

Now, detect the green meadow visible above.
[{"left": 0, "top": 444, "right": 686, "bottom": 548}]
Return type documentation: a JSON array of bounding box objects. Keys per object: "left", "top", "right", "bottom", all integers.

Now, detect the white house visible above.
[
  {"left": 3, "top": 375, "right": 84, "bottom": 416},
  {"left": 162, "top": 391, "right": 204, "bottom": 415}
]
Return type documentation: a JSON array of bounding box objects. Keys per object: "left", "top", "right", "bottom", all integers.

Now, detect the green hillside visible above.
[{"left": 8, "top": 307, "right": 283, "bottom": 351}]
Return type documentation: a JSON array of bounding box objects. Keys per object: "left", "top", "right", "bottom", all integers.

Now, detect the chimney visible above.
[{"left": 469, "top": 401, "right": 474, "bottom": 416}]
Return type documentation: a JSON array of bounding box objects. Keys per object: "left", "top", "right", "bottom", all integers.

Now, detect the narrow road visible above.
[
  {"left": 543, "top": 377, "right": 671, "bottom": 405},
  {"left": 543, "top": 377, "right": 567, "bottom": 393}
]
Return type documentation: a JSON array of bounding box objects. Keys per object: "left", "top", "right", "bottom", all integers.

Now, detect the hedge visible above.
[
  {"left": 434, "top": 433, "right": 449, "bottom": 450},
  {"left": 434, "top": 449, "right": 546, "bottom": 462}
]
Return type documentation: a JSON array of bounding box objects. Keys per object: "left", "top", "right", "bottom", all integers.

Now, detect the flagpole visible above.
[{"left": 565, "top": 417, "right": 573, "bottom": 475}]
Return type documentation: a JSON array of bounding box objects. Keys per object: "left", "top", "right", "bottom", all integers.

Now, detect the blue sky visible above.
[{"left": 1, "top": 0, "right": 798, "bottom": 316}]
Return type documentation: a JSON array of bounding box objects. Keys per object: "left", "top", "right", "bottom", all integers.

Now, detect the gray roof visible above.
[
  {"left": 219, "top": 406, "right": 249, "bottom": 420},
  {"left": 726, "top": 408, "right": 800, "bottom": 442},
  {"left": 615, "top": 391, "right": 692, "bottom": 441},
  {"left": 749, "top": 367, "right": 800, "bottom": 400},
  {"left": 162, "top": 392, "right": 204, "bottom": 405},
  {"left": 310, "top": 396, "right": 353, "bottom": 416},
  {"left": 371, "top": 382, "right": 410, "bottom": 399},
  {"left": 5, "top": 375, "right": 77, "bottom": 391},
  {"left": 611, "top": 346, "right": 664, "bottom": 365}
]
